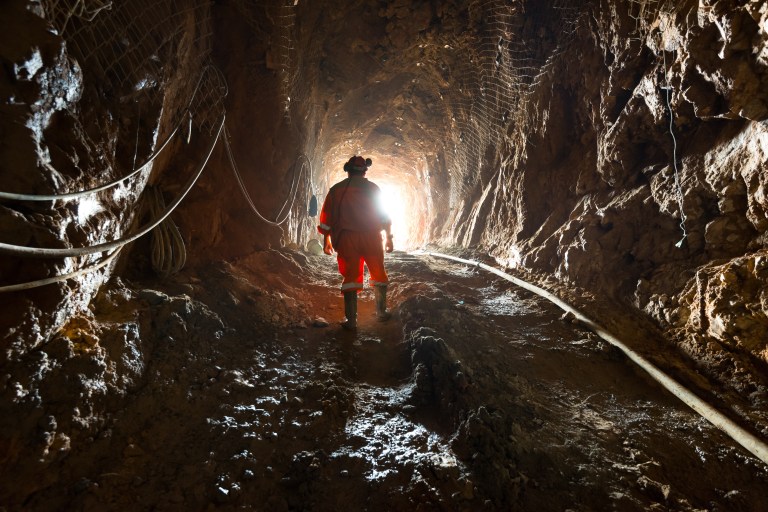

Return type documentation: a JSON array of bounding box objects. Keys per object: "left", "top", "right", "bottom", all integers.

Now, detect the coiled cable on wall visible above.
[{"left": 148, "top": 185, "right": 186, "bottom": 277}]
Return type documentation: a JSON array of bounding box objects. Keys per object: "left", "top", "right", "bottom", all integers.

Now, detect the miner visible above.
[{"left": 318, "top": 155, "right": 394, "bottom": 330}]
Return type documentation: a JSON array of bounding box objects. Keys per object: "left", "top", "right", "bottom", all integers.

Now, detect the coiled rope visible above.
[
  {"left": 148, "top": 186, "right": 186, "bottom": 277},
  {"left": 223, "top": 123, "right": 310, "bottom": 226},
  {"left": 0, "top": 116, "right": 224, "bottom": 259},
  {"left": 427, "top": 251, "right": 768, "bottom": 467}
]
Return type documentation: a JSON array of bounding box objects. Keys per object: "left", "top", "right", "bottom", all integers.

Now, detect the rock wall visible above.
[
  {"left": 419, "top": 0, "right": 767, "bottom": 394},
  {"left": 0, "top": 0, "right": 231, "bottom": 358},
  {"left": 0, "top": 0, "right": 222, "bottom": 498},
  {"left": 268, "top": 0, "right": 768, "bottom": 390},
  {"left": 2, "top": 0, "right": 766, "bottom": 409}
]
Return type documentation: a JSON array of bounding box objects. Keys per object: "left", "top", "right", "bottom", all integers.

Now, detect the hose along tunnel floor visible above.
[{"left": 24, "top": 250, "right": 768, "bottom": 511}]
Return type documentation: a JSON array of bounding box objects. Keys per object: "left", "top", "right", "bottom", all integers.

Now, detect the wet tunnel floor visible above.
[{"left": 26, "top": 250, "right": 768, "bottom": 511}]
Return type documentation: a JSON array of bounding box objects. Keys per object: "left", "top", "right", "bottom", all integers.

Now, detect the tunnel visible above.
[{"left": 2, "top": 0, "right": 768, "bottom": 509}]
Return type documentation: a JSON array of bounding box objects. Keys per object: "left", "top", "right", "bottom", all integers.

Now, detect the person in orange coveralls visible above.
[{"left": 318, "top": 155, "right": 394, "bottom": 330}]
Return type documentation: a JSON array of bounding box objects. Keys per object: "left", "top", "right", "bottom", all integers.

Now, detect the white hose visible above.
[
  {"left": 0, "top": 248, "right": 122, "bottom": 293},
  {"left": 0, "top": 117, "right": 224, "bottom": 258},
  {"left": 0, "top": 118, "right": 184, "bottom": 202},
  {"left": 426, "top": 251, "right": 768, "bottom": 467}
]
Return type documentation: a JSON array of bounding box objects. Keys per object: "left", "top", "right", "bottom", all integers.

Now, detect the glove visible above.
[
  {"left": 323, "top": 234, "right": 334, "bottom": 255},
  {"left": 385, "top": 234, "right": 394, "bottom": 253}
]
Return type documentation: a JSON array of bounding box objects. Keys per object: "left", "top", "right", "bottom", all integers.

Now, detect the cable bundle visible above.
[{"left": 148, "top": 186, "right": 187, "bottom": 277}]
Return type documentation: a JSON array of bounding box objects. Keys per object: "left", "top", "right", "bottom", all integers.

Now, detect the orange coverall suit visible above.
[{"left": 317, "top": 176, "right": 391, "bottom": 293}]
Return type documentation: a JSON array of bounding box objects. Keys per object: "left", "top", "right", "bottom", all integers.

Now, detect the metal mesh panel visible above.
[
  {"left": 191, "top": 66, "right": 228, "bottom": 135},
  {"left": 443, "top": 0, "right": 587, "bottom": 204},
  {"left": 36, "top": 0, "right": 223, "bottom": 137},
  {"left": 231, "top": 0, "right": 297, "bottom": 121}
]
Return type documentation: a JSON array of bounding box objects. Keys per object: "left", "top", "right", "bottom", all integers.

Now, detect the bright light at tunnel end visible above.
[
  {"left": 378, "top": 181, "right": 426, "bottom": 251},
  {"left": 379, "top": 184, "right": 408, "bottom": 247}
]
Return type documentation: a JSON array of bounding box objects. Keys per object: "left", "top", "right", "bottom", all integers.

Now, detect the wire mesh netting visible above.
[
  {"left": 37, "top": 0, "right": 225, "bottom": 140},
  {"left": 231, "top": 0, "right": 297, "bottom": 121},
  {"left": 23, "top": 0, "right": 228, "bottom": 268},
  {"left": 628, "top": 0, "right": 671, "bottom": 37},
  {"left": 191, "top": 66, "right": 228, "bottom": 136},
  {"left": 231, "top": 0, "right": 326, "bottom": 249},
  {"left": 441, "top": 0, "right": 587, "bottom": 205}
]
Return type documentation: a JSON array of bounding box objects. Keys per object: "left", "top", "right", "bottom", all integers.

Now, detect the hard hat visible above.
[{"left": 344, "top": 155, "right": 372, "bottom": 173}]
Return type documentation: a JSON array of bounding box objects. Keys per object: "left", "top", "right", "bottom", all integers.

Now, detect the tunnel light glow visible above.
[{"left": 379, "top": 184, "right": 409, "bottom": 248}]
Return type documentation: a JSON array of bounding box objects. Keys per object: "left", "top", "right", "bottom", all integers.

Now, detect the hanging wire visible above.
[
  {"left": 0, "top": 62, "right": 224, "bottom": 202},
  {"left": 0, "top": 117, "right": 183, "bottom": 202},
  {"left": 0, "top": 116, "right": 225, "bottom": 258},
  {"left": 0, "top": 248, "right": 122, "bottom": 293},
  {"left": 223, "top": 124, "right": 309, "bottom": 227},
  {"left": 662, "top": 47, "right": 688, "bottom": 247}
]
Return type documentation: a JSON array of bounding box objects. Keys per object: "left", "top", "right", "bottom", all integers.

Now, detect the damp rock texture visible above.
[
  {"left": 0, "top": 0, "right": 223, "bottom": 357},
  {"left": 386, "top": 2, "right": 765, "bottom": 392},
  {"left": 207, "top": 0, "right": 768, "bottom": 399}
]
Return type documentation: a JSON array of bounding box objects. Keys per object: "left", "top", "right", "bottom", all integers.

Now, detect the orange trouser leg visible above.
[
  {"left": 360, "top": 232, "right": 388, "bottom": 287},
  {"left": 337, "top": 232, "right": 365, "bottom": 293},
  {"left": 336, "top": 231, "right": 388, "bottom": 292}
]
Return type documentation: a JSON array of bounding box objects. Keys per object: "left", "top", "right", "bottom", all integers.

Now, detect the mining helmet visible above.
[{"left": 344, "top": 155, "right": 372, "bottom": 173}]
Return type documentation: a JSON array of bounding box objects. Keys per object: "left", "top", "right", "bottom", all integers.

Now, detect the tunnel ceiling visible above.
[
  {"left": 291, "top": 0, "right": 470, "bottom": 179},
  {"left": 262, "top": 1, "right": 559, "bottom": 179},
  {"left": 252, "top": 0, "right": 587, "bottom": 245}
]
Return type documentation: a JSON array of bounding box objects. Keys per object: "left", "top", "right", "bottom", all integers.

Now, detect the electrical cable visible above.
[
  {"left": 223, "top": 124, "right": 309, "bottom": 226},
  {"left": 148, "top": 186, "right": 186, "bottom": 277},
  {"left": 0, "top": 116, "right": 224, "bottom": 258},
  {"left": 0, "top": 65, "right": 215, "bottom": 202},
  {"left": 427, "top": 251, "right": 768, "bottom": 467},
  {"left": 0, "top": 117, "right": 184, "bottom": 202},
  {"left": 274, "top": 153, "right": 309, "bottom": 222},
  {"left": 0, "top": 248, "right": 122, "bottom": 293},
  {"left": 662, "top": 48, "right": 688, "bottom": 247}
]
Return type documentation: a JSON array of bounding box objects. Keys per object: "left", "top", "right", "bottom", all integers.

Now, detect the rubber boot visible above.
[
  {"left": 374, "top": 284, "right": 392, "bottom": 321},
  {"left": 342, "top": 291, "right": 357, "bottom": 330}
]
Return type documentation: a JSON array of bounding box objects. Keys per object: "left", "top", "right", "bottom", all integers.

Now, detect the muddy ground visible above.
[{"left": 21, "top": 248, "right": 768, "bottom": 511}]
